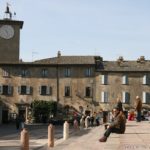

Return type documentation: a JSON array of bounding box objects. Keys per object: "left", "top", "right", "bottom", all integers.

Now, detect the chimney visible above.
[
  {"left": 118, "top": 56, "right": 124, "bottom": 61},
  {"left": 117, "top": 56, "right": 124, "bottom": 65},
  {"left": 137, "top": 56, "right": 145, "bottom": 63},
  {"left": 57, "top": 51, "right": 61, "bottom": 58}
]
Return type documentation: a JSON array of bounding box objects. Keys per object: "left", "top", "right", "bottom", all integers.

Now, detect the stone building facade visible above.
[
  {"left": 0, "top": 54, "right": 150, "bottom": 124},
  {"left": 0, "top": 8, "right": 150, "bottom": 124}
]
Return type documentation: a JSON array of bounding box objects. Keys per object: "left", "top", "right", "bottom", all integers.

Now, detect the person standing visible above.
[
  {"left": 116, "top": 97, "right": 123, "bottom": 112},
  {"left": 80, "top": 115, "right": 85, "bottom": 130},
  {"left": 135, "top": 96, "right": 142, "bottom": 122},
  {"left": 15, "top": 115, "right": 20, "bottom": 130}
]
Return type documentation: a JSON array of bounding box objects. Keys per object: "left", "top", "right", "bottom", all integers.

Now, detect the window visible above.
[
  {"left": 2, "top": 69, "right": 10, "bottom": 77},
  {"left": 143, "top": 75, "right": 149, "bottom": 85},
  {"left": 64, "top": 68, "right": 71, "bottom": 77},
  {"left": 85, "top": 87, "right": 91, "bottom": 97},
  {"left": 41, "top": 69, "right": 48, "bottom": 77},
  {"left": 18, "top": 86, "right": 31, "bottom": 95},
  {"left": 0, "top": 84, "right": 12, "bottom": 95},
  {"left": 65, "top": 86, "right": 70, "bottom": 97},
  {"left": 122, "top": 92, "right": 130, "bottom": 104},
  {"left": 101, "top": 92, "right": 108, "bottom": 103},
  {"left": 85, "top": 68, "right": 92, "bottom": 77},
  {"left": 122, "top": 75, "right": 128, "bottom": 85},
  {"left": 21, "top": 69, "right": 29, "bottom": 77},
  {"left": 143, "top": 92, "right": 150, "bottom": 104},
  {"left": 39, "top": 86, "right": 52, "bottom": 95},
  {"left": 101, "top": 75, "right": 108, "bottom": 84}
]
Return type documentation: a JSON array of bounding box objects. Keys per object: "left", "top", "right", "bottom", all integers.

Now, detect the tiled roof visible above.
[
  {"left": 102, "top": 60, "right": 150, "bottom": 71},
  {"left": 34, "top": 56, "right": 96, "bottom": 65},
  {"left": 0, "top": 55, "right": 150, "bottom": 72}
]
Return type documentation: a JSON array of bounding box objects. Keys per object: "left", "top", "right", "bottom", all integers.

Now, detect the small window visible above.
[
  {"left": 39, "top": 86, "right": 52, "bottom": 95},
  {"left": 85, "top": 68, "right": 92, "bottom": 77},
  {"left": 3, "top": 69, "right": 10, "bottom": 77},
  {"left": 85, "top": 87, "right": 91, "bottom": 97},
  {"left": 122, "top": 75, "right": 128, "bottom": 85},
  {"left": 101, "top": 75, "right": 108, "bottom": 84},
  {"left": 18, "top": 85, "right": 31, "bottom": 95},
  {"left": 122, "top": 92, "right": 130, "bottom": 104},
  {"left": 143, "top": 92, "right": 150, "bottom": 104},
  {"left": 101, "top": 92, "right": 108, "bottom": 103},
  {"left": 0, "top": 84, "right": 3, "bottom": 94},
  {"left": 0, "top": 85, "right": 12, "bottom": 95},
  {"left": 21, "top": 69, "right": 29, "bottom": 77},
  {"left": 65, "top": 86, "right": 70, "bottom": 97},
  {"left": 40, "top": 86, "right": 47, "bottom": 95},
  {"left": 41, "top": 69, "right": 48, "bottom": 77},
  {"left": 64, "top": 68, "right": 71, "bottom": 77}
]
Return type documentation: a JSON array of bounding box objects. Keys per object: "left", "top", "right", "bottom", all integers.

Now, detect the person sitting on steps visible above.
[{"left": 99, "top": 106, "right": 126, "bottom": 142}]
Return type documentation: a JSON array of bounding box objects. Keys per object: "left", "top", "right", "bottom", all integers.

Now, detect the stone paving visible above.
[
  {"left": 0, "top": 123, "right": 65, "bottom": 150},
  {"left": 0, "top": 121, "right": 150, "bottom": 150},
  {"left": 46, "top": 121, "right": 150, "bottom": 150}
]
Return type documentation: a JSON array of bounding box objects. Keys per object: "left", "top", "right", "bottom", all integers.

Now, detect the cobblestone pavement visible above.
[{"left": 0, "top": 121, "right": 150, "bottom": 150}]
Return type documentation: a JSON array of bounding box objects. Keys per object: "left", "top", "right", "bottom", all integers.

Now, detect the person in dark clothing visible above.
[
  {"left": 15, "top": 115, "right": 20, "bottom": 130},
  {"left": 116, "top": 97, "right": 123, "bottom": 112},
  {"left": 99, "top": 106, "right": 126, "bottom": 142},
  {"left": 135, "top": 96, "right": 142, "bottom": 122}
]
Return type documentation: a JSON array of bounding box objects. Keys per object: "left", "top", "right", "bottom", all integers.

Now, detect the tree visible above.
[{"left": 31, "top": 100, "right": 57, "bottom": 123}]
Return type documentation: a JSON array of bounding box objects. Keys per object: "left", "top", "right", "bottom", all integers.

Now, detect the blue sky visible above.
[{"left": 0, "top": 0, "right": 150, "bottom": 61}]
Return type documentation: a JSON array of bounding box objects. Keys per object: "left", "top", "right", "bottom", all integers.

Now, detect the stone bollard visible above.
[
  {"left": 63, "top": 121, "right": 69, "bottom": 140},
  {"left": 48, "top": 124, "right": 54, "bottom": 147},
  {"left": 20, "top": 128, "right": 29, "bottom": 150}
]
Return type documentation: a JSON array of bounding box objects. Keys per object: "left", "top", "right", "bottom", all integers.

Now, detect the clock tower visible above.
[{"left": 0, "top": 5, "right": 23, "bottom": 62}]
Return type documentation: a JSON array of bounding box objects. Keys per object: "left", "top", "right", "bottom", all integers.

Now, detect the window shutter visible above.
[
  {"left": 88, "top": 68, "right": 91, "bottom": 76},
  {"left": 101, "top": 92, "right": 104, "bottom": 102},
  {"left": 122, "top": 75, "right": 128, "bottom": 84},
  {"left": 104, "top": 92, "right": 108, "bottom": 102},
  {"left": 8, "top": 85, "right": 12, "bottom": 95},
  {"left": 122, "top": 92, "right": 126, "bottom": 103},
  {"left": 102, "top": 75, "right": 104, "bottom": 84},
  {"left": 39, "top": 86, "right": 42, "bottom": 95},
  {"left": 101, "top": 92, "right": 108, "bottom": 102},
  {"left": 68, "top": 68, "right": 71, "bottom": 77},
  {"left": 90, "top": 87, "right": 93, "bottom": 97},
  {"left": 18, "top": 86, "right": 21, "bottom": 94},
  {"left": 50, "top": 87, "right": 52, "bottom": 95},
  {"left": 143, "top": 92, "right": 150, "bottom": 104},
  {"left": 102, "top": 75, "right": 107, "bottom": 84},
  {"left": 45, "top": 70, "right": 48, "bottom": 77},
  {"left": 148, "top": 93, "right": 150, "bottom": 104},
  {"left": 126, "top": 92, "right": 130, "bottom": 104},
  {"left": 26, "top": 86, "right": 31, "bottom": 95},
  {"left": 46, "top": 86, "right": 50, "bottom": 95},
  {"left": 0, "top": 84, "right": 3, "bottom": 95},
  {"left": 143, "top": 75, "right": 149, "bottom": 85},
  {"left": 122, "top": 92, "right": 130, "bottom": 103}
]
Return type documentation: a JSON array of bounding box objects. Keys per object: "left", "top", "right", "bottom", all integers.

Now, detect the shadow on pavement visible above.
[
  {"left": 0, "top": 146, "right": 20, "bottom": 150},
  {"left": 70, "top": 128, "right": 92, "bottom": 137}
]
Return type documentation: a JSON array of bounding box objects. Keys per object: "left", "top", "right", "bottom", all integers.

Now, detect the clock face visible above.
[{"left": 0, "top": 25, "right": 14, "bottom": 39}]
